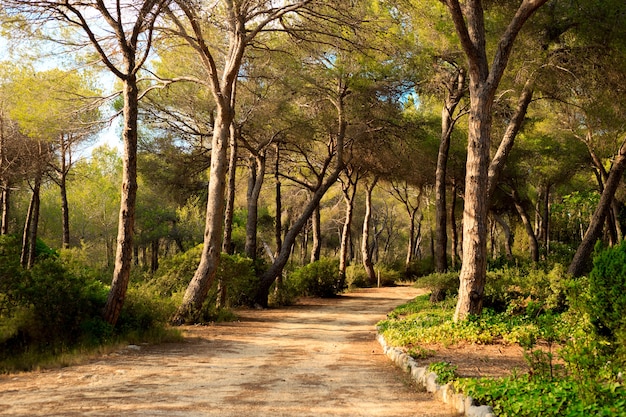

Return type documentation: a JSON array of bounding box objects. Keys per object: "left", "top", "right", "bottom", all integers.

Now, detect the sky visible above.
[{"left": 0, "top": 33, "right": 122, "bottom": 157}]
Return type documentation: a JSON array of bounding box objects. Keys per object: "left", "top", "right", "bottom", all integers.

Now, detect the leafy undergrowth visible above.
[{"left": 378, "top": 292, "right": 625, "bottom": 416}]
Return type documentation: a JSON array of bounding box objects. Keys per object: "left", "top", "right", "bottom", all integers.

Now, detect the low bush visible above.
[
  {"left": 345, "top": 265, "right": 370, "bottom": 288},
  {"left": 585, "top": 241, "right": 626, "bottom": 353},
  {"left": 289, "top": 258, "right": 343, "bottom": 298},
  {"left": 404, "top": 257, "right": 435, "bottom": 280},
  {"left": 414, "top": 272, "right": 459, "bottom": 302}
]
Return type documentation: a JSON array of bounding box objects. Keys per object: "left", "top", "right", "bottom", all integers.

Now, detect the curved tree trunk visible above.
[
  {"left": 254, "top": 162, "right": 343, "bottom": 307},
  {"left": 254, "top": 82, "right": 348, "bottom": 308},
  {"left": 569, "top": 142, "right": 626, "bottom": 276},
  {"left": 361, "top": 177, "right": 378, "bottom": 285}
]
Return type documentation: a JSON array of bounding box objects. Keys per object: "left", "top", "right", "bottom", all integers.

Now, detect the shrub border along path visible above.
[{"left": 376, "top": 332, "right": 496, "bottom": 417}]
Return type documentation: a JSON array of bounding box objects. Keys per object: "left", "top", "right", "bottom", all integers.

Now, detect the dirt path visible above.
[{"left": 0, "top": 286, "right": 460, "bottom": 416}]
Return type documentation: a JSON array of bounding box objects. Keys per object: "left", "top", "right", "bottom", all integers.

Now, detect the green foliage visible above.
[
  {"left": 152, "top": 247, "right": 258, "bottom": 308},
  {"left": 414, "top": 272, "right": 459, "bottom": 299},
  {"left": 457, "top": 374, "right": 625, "bottom": 417},
  {"left": 374, "top": 264, "right": 401, "bottom": 287},
  {"left": 345, "top": 265, "right": 370, "bottom": 288},
  {"left": 585, "top": 241, "right": 626, "bottom": 350},
  {"left": 0, "top": 237, "right": 179, "bottom": 371},
  {"left": 0, "top": 254, "right": 111, "bottom": 360},
  {"left": 404, "top": 256, "right": 435, "bottom": 279},
  {"left": 428, "top": 361, "right": 458, "bottom": 385},
  {"left": 116, "top": 284, "right": 178, "bottom": 335},
  {"left": 484, "top": 264, "right": 570, "bottom": 313},
  {"left": 406, "top": 345, "right": 435, "bottom": 360},
  {"left": 289, "top": 258, "right": 344, "bottom": 298}
]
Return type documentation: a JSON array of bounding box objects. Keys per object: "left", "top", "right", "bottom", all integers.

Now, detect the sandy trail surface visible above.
[{"left": 0, "top": 286, "right": 460, "bottom": 416}]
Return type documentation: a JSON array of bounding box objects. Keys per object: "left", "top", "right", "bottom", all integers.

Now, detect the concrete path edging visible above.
[{"left": 376, "top": 332, "right": 496, "bottom": 417}]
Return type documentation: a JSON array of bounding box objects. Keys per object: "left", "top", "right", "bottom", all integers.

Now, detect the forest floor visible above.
[{"left": 0, "top": 286, "right": 527, "bottom": 417}]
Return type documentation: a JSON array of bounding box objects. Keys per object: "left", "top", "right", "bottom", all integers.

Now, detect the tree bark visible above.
[
  {"left": 492, "top": 212, "right": 513, "bottom": 260},
  {"left": 339, "top": 170, "right": 358, "bottom": 289},
  {"left": 361, "top": 177, "right": 379, "bottom": 285},
  {"left": 244, "top": 154, "right": 265, "bottom": 260},
  {"left": 59, "top": 138, "right": 71, "bottom": 249},
  {"left": 435, "top": 67, "right": 465, "bottom": 272},
  {"left": 310, "top": 205, "right": 321, "bottom": 263},
  {"left": 449, "top": 179, "right": 459, "bottom": 268},
  {"left": 511, "top": 189, "right": 539, "bottom": 263},
  {"left": 222, "top": 124, "right": 238, "bottom": 255},
  {"left": 104, "top": 76, "right": 140, "bottom": 325},
  {"left": 1, "top": 181, "right": 10, "bottom": 235},
  {"left": 172, "top": 105, "right": 231, "bottom": 323},
  {"left": 569, "top": 141, "right": 626, "bottom": 276},
  {"left": 21, "top": 175, "right": 41, "bottom": 269},
  {"left": 444, "top": 0, "right": 548, "bottom": 321}
]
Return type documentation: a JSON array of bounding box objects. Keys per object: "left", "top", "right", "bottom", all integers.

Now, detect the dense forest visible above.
[{"left": 0, "top": 1, "right": 625, "bottom": 410}]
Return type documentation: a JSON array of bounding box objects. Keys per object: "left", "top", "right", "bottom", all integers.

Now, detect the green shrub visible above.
[
  {"left": 404, "top": 256, "right": 435, "bottom": 279},
  {"left": 345, "top": 265, "right": 370, "bottom": 288},
  {"left": 290, "top": 258, "right": 343, "bottom": 297},
  {"left": 428, "top": 361, "right": 458, "bottom": 384},
  {"left": 484, "top": 264, "right": 570, "bottom": 313},
  {"left": 415, "top": 272, "right": 459, "bottom": 301},
  {"left": 374, "top": 264, "right": 401, "bottom": 287},
  {"left": 586, "top": 241, "right": 626, "bottom": 349},
  {"left": 152, "top": 247, "right": 257, "bottom": 307}
]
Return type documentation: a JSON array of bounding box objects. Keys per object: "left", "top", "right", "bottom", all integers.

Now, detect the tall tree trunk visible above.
[
  {"left": 449, "top": 179, "right": 459, "bottom": 268},
  {"left": 339, "top": 172, "right": 357, "bottom": 289},
  {"left": 21, "top": 176, "right": 41, "bottom": 269},
  {"left": 445, "top": 0, "right": 547, "bottom": 321},
  {"left": 310, "top": 205, "right": 321, "bottom": 263},
  {"left": 487, "top": 80, "right": 534, "bottom": 200},
  {"left": 273, "top": 143, "right": 283, "bottom": 295},
  {"left": 511, "top": 188, "right": 539, "bottom": 263},
  {"left": 541, "top": 184, "right": 550, "bottom": 257},
  {"left": 569, "top": 142, "right": 626, "bottom": 276},
  {"left": 222, "top": 125, "right": 238, "bottom": 255},
  {"left": 361, "top": 177, "right": 378, "bottom": 285},
  {"left": 435, "top": 67, "right": 465, "bottom": 273},
  {"left": 492, "top": 212, "right": 513, "bottom": 260},
  {"left": 103, "top": 76, "right": 140, "bottom": 325},
  {"left": 151, "top": 239, "right": 159, "bottom": 272},
  {"left": 1, "top": 181, "right": 9, "bottom": 235},
  {"left": 172, "top": 104, "right": 232, "bottom": 324},
  {"left": 244, "top": 154, "right": 265, "bottom": 260},
  {"left": 218, "top": 125, "right": 238, "bottom": 309},
  {"left": 58, "top": 135, "right": 71, "bottom": 249},
  {"left": 406, "top": 209, "right": 419, "bottom": 269}
]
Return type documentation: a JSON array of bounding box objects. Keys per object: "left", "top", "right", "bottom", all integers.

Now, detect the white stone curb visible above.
[{"left": 376, "top": 332, "right": 496, "bottom": 417}]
